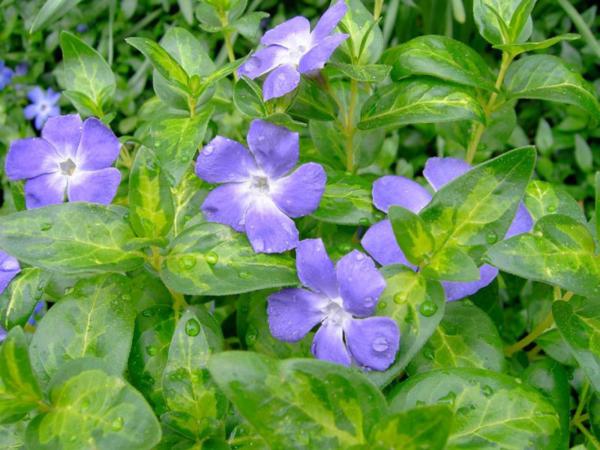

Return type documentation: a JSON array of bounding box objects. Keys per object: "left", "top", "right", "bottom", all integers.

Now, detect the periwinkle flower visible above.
[
  {"left": 0, "top": 251, "right": 20, "bottom": 295},
  {"left": 268, "top": 239, "right": 399, "bottom": 370},
  {"left": 196, "top": 119, "right": 326, "bottom": 254},
  {"left": 6, "top": 114, "right": 122, "bottom": 209},
  {"left": 0, "top": 61, "right": 14, "bottom": 90},
  {"left": 361, "top": 157, "right": 533, "bottom": 301},
  {"left": 24, "top": 87, "right": 60, "bottom": 130},
  {"left": 15, "top": 62, "right": 28, "bottom": 77},
  {"left": 238, "top": 0, "right": 348, "bottom": 100}
]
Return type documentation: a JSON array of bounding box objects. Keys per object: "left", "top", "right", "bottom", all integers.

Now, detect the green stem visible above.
[
  {"left": 465, "top": 51, "right": 513, "bottom": 164},
  {"left": 504, "top": 310, "right": 554, "bottom": 356},
  {"left": 572, "top": 381, "right": 590, "bottom": 427},
  {"left": 576, "top": 422, "right": 600, "bottom": 450},
  {"left": 108, "top": 0, "right": 115, "bottom": 66},
  {"left": 373, "top": 0, "right": 384, "bottom": 21},
  {"left": 344, "top": 78, "right": 359, "bottom": 172},
  {"left": 556, "top": 0, "right": 600, "bottom": 59}
]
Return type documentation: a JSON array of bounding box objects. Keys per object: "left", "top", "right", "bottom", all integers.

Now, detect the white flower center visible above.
[
  {"left": 250, "top": 175, "right": 270, "bottom": 193},
  {"left": 322, "top": 297, "right": 352, "bottom": 327},
  {"left": 59, "top": 158, "right": 77, "bottom": 176}
]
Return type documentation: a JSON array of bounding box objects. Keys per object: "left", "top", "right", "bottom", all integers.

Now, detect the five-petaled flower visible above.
[
  {"left": 268, "top": 239, "right": 400, "bottom": 371},
  {"left": 24, "top": 87, "right": 61, "bottom": 130},
  {"left": 196, "top": 119, "right": 326, "bottom": 254},
  {"left": 6, "top": 114, "right": 122, "bottom": 209},
  {"left": 238, "top": 0, "right": 348, "bottom": 100},
  {"left": 0, "top": 60, "right": 14, "bottom": 91},
  {"left": 361, "top": 157, "right": 533, "bottom": 301}
]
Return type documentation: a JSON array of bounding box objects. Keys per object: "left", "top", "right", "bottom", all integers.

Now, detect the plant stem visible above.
[
  {"left": 374, "top": 0, "right": 384, "bottom": 21},
  {"left": 572, "top": 381, "right": 590, "bottom": 426},
  {"left": 344, "top": 78, "right": 359, "bottom": 172},
  {"left": 465, "top": 51, "right": 513, "bottom": 164},
  {"left": 504, "top": 310, "right": 554, "bottom": 356},
  {"left": 576, "top": 422, "right": 600, "bottom": 450}
]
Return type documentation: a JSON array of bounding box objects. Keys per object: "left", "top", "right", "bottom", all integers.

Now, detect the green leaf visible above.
[
  {"left": 389, "top": 206, "right": 434, "bottom": 265},
  {"left": 311, "top": 172, "right": 380, "bottom": 225},
  {"left": 536, "top": 329, "right": 577, "bottom": 366},
  {"left": 331, "top": 63, "right": 391, "bottom": 83},
  {"left": 507, "top": 0, "right": 537, "bottom": 43},
  {"left": 129, "top": 146, "right": 175, "bottom": 239},
  {"left": 143, "top": 108, "right": 213, "bottom": 186},
  {"left": 0, "top": 328, "right": 43, "bottom": 424},
  {"left": 488, "top": 214, "right": 600, "bottom": 298},
  {"left": 0, "top": 420, "right": 27, "bottom": 449},
  {"left": 0, "top": 204, "right": 144, "bottom": 274},
  {"left": 59, "top": 31, "right": 115, "bottom": 111},
  {"left": 340, "top": 0, "right": 384, "bottom": 64},
  {"left": 161, "top": 306, "right": 228, "bottom": 439},
  {"left": 523, "top": 359, "right": 570, "bottom": 449},
  {"left": 359, "top": 78, "right": 485, "bottom": 130},
  {"left": 208, "top": 351, "right": 386, "bottom": 448},
  {"left": 129, "top": 305, "right": 175, "bottom": 415},
  {"left": 30, "top": 0, "right": 82, "bottom": 33},
  {"left": 25, "top": 368, "right": 161, "bottom": 449},
  {"left": 289, "top": 78, "right": 338, "bottom": 122},
  {"left": 424, "top": 246, "right": 480, "bottom": 282},
  {"left": 62, "top": 90, "right": 103, "bottom": 117},
  {"left": 504, "top": 55, "right": 600, "bottom": 119},
  {"left": 232, "top": 12, "right": 270, "bottom": 41},
  {"left": 126, "top": 37, "right": 189, "bottom": 90},
  {"left": 234, "top": 78, "right": 267, "bottom": 118},
  {"left": 596, "top": 172, "right": 600, "bottom": 242},
  {"left": 421, "top": 146, "right": 536, "bottom": 259},
  {"left": 29, "top": 274, "right": 135, "bottom": 385},
  {"left": 0, "top": 269, "right": 48, "bottom": 329},
  {"left": 388, "top": 368, "right": 562, "bottom": 449},
  {"left": 160, "top": 222, "right": 297, "bottom": 296},
  {"left": 524, "top": 180, "right": 586, "bottom": 224},
  {"left": 369, "top": 405, "right": 452, "bottom": 450},
  {"left": 494, "top": 33, "right": 579, "bottom": 56},
  {"left": 553, "top": 296, "right": 600, "bottom": 391},
  {"left": 574, "top": 134, "right": 593, "bottom": 172},
  {"left": 408, "top": 301, "right": 505, "bottom": 374},
  {"left": 382, "top": 35, "right": 495, "bottom": 90},
  {"left": 473, "top": 0, "right": 533, "bottom": 44},
  {"left": 367, "top": 268, "right": 446, "bottom": 387},
  {"left": 535, "top": 118, "right": 554, "bottom": 155}
]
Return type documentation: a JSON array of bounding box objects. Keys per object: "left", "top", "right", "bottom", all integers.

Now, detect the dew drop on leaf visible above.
[
  {"left": 393, "top": 292, "right": 404, "bottom": 304},
  {"left": 419, "top": 300, "right": 438, "bottom": 317},
  {"left": 486, "top": 231, "right": 498, "bottom": 244},
  {"left": 246, "top": 325, "right": 258, "bottom": 346},
  {"left": 111, "top": 416, "right": 124, "bottom": 431},
  {"left": 185, "top": 318, "right": 201, "bottom": 336},
  {"left": 40, "top": 222, "right": 53, "bottom": 231},
  {"left": 482, "top": 385, "right": 494, "bottom": 397},
  {"left": 145, "top": 345, "right": 157, "bottom": 356},
  {"left": 239, "top": 271, "right": 251, "bottom": 279},
  {"left": 205, "top": 252, "right": 218, "bottom": 265},
  {"left": 179, "top": 255, "right": 196, "bottom": 270},
  {"left": 358, "top": 217, "right": 370, "bottom": 226}
]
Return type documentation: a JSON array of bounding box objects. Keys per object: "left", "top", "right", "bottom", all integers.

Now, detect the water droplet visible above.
[
  {"left": 358, "top": 217, "right": 370, "bottom": 226},
  {"left": 40, "top": 222, "right": 53, "bottom": 231},
  {"left": 486, "top": 231, "right": 498, "bottom": 244},
  {"left": 547, "top": 204, "right": 557, "bottom": 213},
  {"left": 423, "top": 347, "right": 434, "bottom": 360},
  {"left": 80, "top": 399, "right": 90, "bottom": 410},
  {"left": 482, "top": 385, "right": 494, "bottom": 397},
  {"left": 419, "top": 300, "right": 438, "bottom": 317},
  {"left": 142, "top": 309, "right": 153, "bottom": 317},
  {"left": 179, "top": 255, "right": 196, "bottom": 270},
  {"left": 246, "top": 325, "right": 258, "bottom": 345},
  {"left": 121, "top": 293, "right": 131, "bottom": 301},
  {"left": 185, "top": 318, "right": 200, "bottom": 336},
  {"left": 111, "top": 416, "right": 124, "bottom": 431},
  {"left": 364, "top": 296, "right": 375, "bottom": 307},
  {"left": 377, "top": 301, "right": 387, "bottom": 311},
  {"left": 203, "top": 144, "right": 214, "bottom": 156},
  {"left": 393, "top": 293, "right": 404, "bottom": 304},
  {"left": 239, "top": 271, "right": 251, "bottom": 279},
  {"left": 356, "top": 252, "right": 366, "bottom": 261},
  {"left": 205, "top": 252, "right": 218, "bottom": 265},
  {"left": 372, "top": 337, "right": 389, "bottom": 352},
  {"left": 146, "top": 345, "right": 157, "bottom": 356},
  {"left": 439, "top": 391, "right": 456, "bottom": 405}
]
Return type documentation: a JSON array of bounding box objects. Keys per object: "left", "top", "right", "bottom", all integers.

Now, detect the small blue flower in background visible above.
[
  {"left": 361, "top": 157, "right": 534, "bottom": 301},
  {"left": 0, "top": 251, "right": 20, "bottom": 343},
  {"left": 196, "top": 119, "right": 326, "bottom": 254},
  {"left": 76, "top": 24, "right": 88, "bottom": 33},
  {"left": 27, "top": 301, "right": 46, "bottom": 327},
  {"left": 24, "top": 87, "right": 61, "bottom": 130},
  {"left": 6, "top": 114, "right": 122, "bottom": 209},
  {"left": 238, "top": 0, "right": 348, "bottom": 100},
  {"left": 0, "top": 60, "right": 14, "bottom": 90},
  {"left": 15, "top": 62, "right": 28, "bottom": 76},
  {"left": 268, "top": 239, "right": 399, "bottom": 370}
]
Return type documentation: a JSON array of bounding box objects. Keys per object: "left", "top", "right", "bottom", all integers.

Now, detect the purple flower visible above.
[
  {"left": 6, "top": 114, "right": 122, "bottom": 209},
  {"left": 268, "top": 239, "right": 399, "bottom": 370},
  {"left": 27, "top": 301, "right": 46, "bottom": 326},
  {"left": 24, "top": 87, "right": 61, "bottom": 130},
  {"left": 0, "top": 251, "right": 20, "bottom": 295},
  {"left": 0, "top": 61, "right": 14, "bottom": 90},
  {"left": 238, "top": 0, "right": 348, "bottom": 100},
  {"left": 361, "top": 157, "right": 533, "bottom": 301},
  {"left": 196, "top": 119, "right": 326, "bottom": 254},
  {"left": 15, "top": 62, "right": 28, "bottom": 77}
]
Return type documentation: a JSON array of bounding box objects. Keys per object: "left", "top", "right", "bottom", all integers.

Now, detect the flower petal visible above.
[
  {"left": 336, "top": 250, "right": 386, "bottom": 317},
  {"left": 311, "top": 0, "right": 348, "bottom": 41},
  {"left": 41, "top": 114, "right": 82, "bottom": 160},
  {"left": 27, "top": 87, "right": 44, "bottom": 103},
  {"left": 267, "top": 288, "right": 328, "bottom": 342},
  {"left": 263, "top": 64, "right": 301, "bottom": 101},
  {"left": 296, "top": 238, "right": 338, "bottom": 298},
  {"left": 24, "top": 172, "right": 67, "bottom": 209},
  {"left": 505, "top": 203, "right": 533, "bottom": 238},
  {"left": 244, "top": 198, "right": 299, "bottom": 253},
  {"left": 23, "top": 104, "right": 38, "bottom": 120},
  {"left": 442, "top": 264, "right": 498, "bottom": 302},
  {"left": 0, "top": 251, "right": 20, "bottom": 295},
  {"left": 311, "top": 322, "right": 351, "bottom": 366},
  {"left": 345, "top": 316, "right": 400, "bottom": 371},
  {"left": 361, "top": 219, "right": 414, "bottom": 268},
  {"left": 298, "top": 33, "right": 348, "bottom": 74},
  {"left": 76, "top": 118, "right": 120, "bottom": 170},
  {"left": 271, "top": 162, "right": 326, "bottom": 218},
  {"left": 261, "top": 16, "right": 311, "bottom": 49},
  {"left": 247, "top": 119, "right": 299, "bottom": 178},
  {"left": 201, "top": 183, "right": 253, "bottom": 232},
  {"left": 372, "top": 175, "right": 431, "bottom": 214},
  {"left": 195, "top": 136, "right": 257, "bottom": 184},
  {"left": 423, "top": 157, "right": 471, "bottom": 191},
  {"left": 5, "top": 138, "right": 61, "bottom": 180},
  {"left": 67, "top": 168, "right": 121, "bottom": 205},
  {"left": 238, "top": 46, "right": 287, "bottom": 79}
]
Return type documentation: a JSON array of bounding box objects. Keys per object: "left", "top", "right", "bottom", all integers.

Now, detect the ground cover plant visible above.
[{"left": 0, "top": 0, "right": 599, "bottom": 448}]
